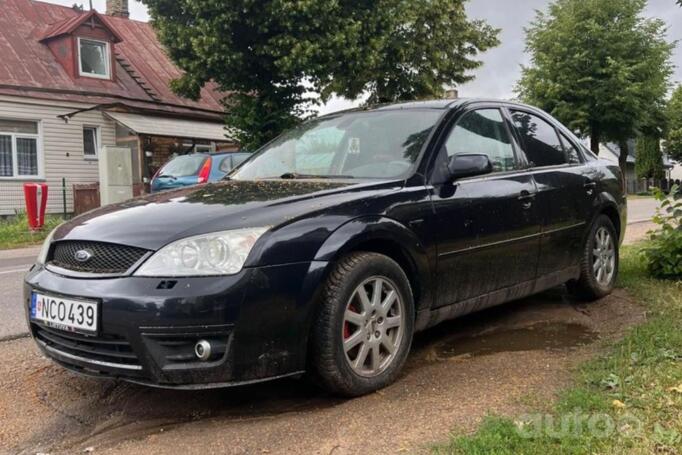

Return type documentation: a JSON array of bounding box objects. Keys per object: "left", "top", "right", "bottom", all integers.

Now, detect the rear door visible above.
[
  {"left": 430, "top": 107, "right": 542, "bottom": 308},
  {"left": 508, "top": 109, "right": 593, "bottom": 277}
]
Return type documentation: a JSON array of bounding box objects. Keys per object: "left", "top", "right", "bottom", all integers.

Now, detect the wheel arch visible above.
[
  {"left": 313, "top": 216, "right": 433, "bottom": 315},
  {"left": 593, "top": 191, "right": 625, "bottom": 244}
]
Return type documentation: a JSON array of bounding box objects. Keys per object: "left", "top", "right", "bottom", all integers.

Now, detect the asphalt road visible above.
[
  {"left": 627, "top": 196, "right": 660, "bottom": 223},
  {"left": 0, "top": 197, "right": 659, "bottom": 341},
  {"left": 0, "top": 247, "right": 39, "bottom": 340}
]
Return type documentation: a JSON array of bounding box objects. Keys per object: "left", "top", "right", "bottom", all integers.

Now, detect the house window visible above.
[
  {"left": 183, "top": 143, "right": 214, "bottom": 153},
  {"left": 83, "top": 126, "right": 99, "bottom": 159},
  {"left": 78, "top": 38, "right": 110, "bottom": 79},
  {"left": 0, "top": 119, "right": 40, "bottom": 178}
]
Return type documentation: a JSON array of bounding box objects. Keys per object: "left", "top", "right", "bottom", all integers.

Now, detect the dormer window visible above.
[{"left": 78, "top": 37, "right": 110, "bottom": 79}]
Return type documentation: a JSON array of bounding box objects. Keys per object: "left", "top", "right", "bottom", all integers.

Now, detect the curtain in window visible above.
[
  {"left": 17, "top": 137, "right": 37, "bottom": 175},
  {"left": 83, "top": 128, "right": 97, "bottom": 156},
  {"left": 0, "top": 135, "right": 11, "bottom": 176},
  {"left": 81, "top": 41, "right": 107, "bottom": 76}
]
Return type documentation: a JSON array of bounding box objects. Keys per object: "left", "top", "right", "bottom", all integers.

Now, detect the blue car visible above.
[{"left": 151, "top": 152, "right": 251, "bottom": 192}]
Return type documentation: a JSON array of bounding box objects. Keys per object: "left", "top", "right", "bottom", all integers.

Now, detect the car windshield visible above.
[
  {"left": 158, "top": 155, "right": 206, "bottom": 178},
  {"left": 231, "top": 109, "right": 442, "bottom": 180}
]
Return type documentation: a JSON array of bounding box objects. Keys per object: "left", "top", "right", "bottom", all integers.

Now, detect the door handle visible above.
[
  {"left": 518, "top": 191, "right": 536, "bottom": 209},
  {"left": 584, "top": 182, "right": 596, "bottom": 195}
]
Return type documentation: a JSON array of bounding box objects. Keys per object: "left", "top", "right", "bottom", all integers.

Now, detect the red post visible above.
[{"left": 23, "top": 183, "right": 48, "bottom": 230}]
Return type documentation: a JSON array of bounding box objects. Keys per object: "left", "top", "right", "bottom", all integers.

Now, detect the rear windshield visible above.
[
  {"left": 158, "top": 154, "right": 206, "bottom": 178},
  {"left": 232, "top": 153, "right": 251, "bottom": 167},
  {"left": 218, "top": 153, "right": 252, "bottom": 173}
]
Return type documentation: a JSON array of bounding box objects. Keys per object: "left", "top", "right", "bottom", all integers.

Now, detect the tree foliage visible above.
[
  {"left": 516, "top": 0, "right": 674, "bottom": 166},
  {"left": 142, "top": 0, "right": 499, "bottom": 150},
  {"left": 664, "top": 85, "right": 682, "bottom": 162},
  {"left": 635, "top": 135, "right": 664, "bottom": 181}
]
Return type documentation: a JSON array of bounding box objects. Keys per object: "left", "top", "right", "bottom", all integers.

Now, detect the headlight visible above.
[
  {"left": 134, "top": 227, "right": 269, "bottom": 277},
  {"left": 37, "top": 226, "right": 59, "bottom": 265}
]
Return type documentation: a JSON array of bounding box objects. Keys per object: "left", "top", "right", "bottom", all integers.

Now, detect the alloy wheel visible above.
[
  {"left": 592, "top": 226, "right": 615, "bottom": 286},
  {"left": 342, "top": 276, "right": 405, "bottom": 377}
]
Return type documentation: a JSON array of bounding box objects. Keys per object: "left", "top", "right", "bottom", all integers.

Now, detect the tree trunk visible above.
[{"left": 590, "top": 131, "right": 600, "bottom": 155}]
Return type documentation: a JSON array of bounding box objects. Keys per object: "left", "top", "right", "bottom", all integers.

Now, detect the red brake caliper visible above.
[{"left": 344, "top": 303, "right": 357, "bottom": 339}]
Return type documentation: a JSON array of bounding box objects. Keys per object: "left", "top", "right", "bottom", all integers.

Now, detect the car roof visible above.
[
  {"left": 326, "top": 98, "right": 539, "bottom": 115},
  {"left": 175, "top": 151, "right": 248, "bottom": 157}
]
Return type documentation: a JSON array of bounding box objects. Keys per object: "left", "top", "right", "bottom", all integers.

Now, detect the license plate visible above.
[{"left": 30, "top": 292, "right": 98, "bottom": 334}]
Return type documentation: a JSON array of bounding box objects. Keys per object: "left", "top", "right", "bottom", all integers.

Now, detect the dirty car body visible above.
[{"left": 24, "top": 99, "right": 626, "bottom": 391}]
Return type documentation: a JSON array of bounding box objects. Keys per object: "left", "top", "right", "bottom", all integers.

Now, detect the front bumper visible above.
[{"left": 24, "top": 261, "right": 327, "bottom": 388}]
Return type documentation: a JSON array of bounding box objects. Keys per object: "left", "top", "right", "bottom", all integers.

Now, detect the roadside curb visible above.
[
  {"left": 0, "top": 246, "right": 40, "bottom": 260},
  {"left": 627, "top": 218, "right": 654, "bottom": 225}
]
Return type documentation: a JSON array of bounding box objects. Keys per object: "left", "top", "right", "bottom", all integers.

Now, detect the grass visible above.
[
  {"left": 433, "top": 244, "right": 682, "bottom": 454},
  {"left": 0, "top": 213, "right": 63, "bottom": 250}
]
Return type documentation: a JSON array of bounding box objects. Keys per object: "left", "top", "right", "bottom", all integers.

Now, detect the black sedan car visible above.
[{"left": 25, "top": 99, "right": 626, "bottom": 396}]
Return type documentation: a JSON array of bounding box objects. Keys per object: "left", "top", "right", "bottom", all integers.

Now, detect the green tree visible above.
[
  {"left": 664, "top": 85, "right": 682, "bottom": 162},
  {"left": 142, "top": 0, "right": 499, "bottom": 150},
  {"left": 517, "top": 0, "right": 674, "bottom": 175},
  {"left": 635, "top": 135, "right": 664, "bottom": 183}
]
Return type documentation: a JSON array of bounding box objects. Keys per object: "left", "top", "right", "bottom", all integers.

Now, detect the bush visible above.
[{"left": 641, "top": 184, "right": 682, "bottom": 278}]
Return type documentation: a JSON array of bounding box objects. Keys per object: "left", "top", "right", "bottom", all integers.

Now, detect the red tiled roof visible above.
[{"left": 0, "top": 0, "right": 225, "bottom": 119}]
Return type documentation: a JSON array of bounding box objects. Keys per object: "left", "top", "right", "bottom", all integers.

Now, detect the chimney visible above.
[{"left": 106, "top": 0, "right": 129, "bottom": 18}]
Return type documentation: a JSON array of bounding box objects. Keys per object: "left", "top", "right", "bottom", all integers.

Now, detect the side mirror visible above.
[{"left": 447, "top": 154, "right": 493, "bottom": 181}]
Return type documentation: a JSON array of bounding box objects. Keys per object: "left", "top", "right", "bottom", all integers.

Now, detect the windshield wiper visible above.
[{"left": 278, "top": 172, "right": 354, "bottom": 180}]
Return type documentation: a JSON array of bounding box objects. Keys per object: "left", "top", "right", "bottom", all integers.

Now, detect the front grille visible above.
[
  {"left": 34, "top": 324, "right": 141, "bottom": 368},
  {"left": 50, "top": 241, "right": 149, "bottom": 274}
]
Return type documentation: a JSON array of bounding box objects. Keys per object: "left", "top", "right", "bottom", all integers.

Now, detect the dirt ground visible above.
[{"left": 0, "top": 287, "right": 645, "bottom": 455}]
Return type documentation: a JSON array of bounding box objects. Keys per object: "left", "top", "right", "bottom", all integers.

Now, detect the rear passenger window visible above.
[
  {"left": 444, "top": 109, "right": 516, "bottom": 172},
  {"left": 559, "top": 133, "right": 582, "bottom": 165},
  {"left": 218, "top": 156, "right": 233, "bottom": 173},
  {"left": 511, "top": 111, "right": 567, "bottom": 167}
]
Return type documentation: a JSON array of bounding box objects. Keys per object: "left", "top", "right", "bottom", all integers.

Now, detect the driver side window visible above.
[{"left": 444, "top": 109, "right": 516, "bottom": 172}]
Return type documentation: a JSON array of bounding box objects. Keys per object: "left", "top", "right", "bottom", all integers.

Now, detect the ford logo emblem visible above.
[{"left": 74, "top": 249, "right": 93, "bottom": 263}]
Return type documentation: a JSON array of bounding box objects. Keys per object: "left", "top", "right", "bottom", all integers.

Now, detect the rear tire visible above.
[
  {"left": 567, "top": 214, "right": 619, "bottom": 301},
  {"left": 310, "top": 252, "right": 415, "bottom": 397}
]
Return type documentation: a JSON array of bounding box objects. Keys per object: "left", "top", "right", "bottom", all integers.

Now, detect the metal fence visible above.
[{"left": 0, "top": 178, "right": 74, "bottom": 217}]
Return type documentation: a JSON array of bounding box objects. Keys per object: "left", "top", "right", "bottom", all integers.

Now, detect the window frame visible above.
[
  {"left": 428, "top": 105, "right": 523, "bottom": 182},
  {"left": 558, "top": 131, "right": 585, "bottom": 166},
  {"left": 82, "top": 125, "right": 100, "bottom": 160},
  {"left": 183, "top": 143, "right": 214, "bottom": 154},
  {"left": 0, "top": 118, "right": 43, "bottom": 180},
  {"left": 77, "top": 37, "right": 111, "bottom": 80},
  {"left": 507, "top": 107, "right": 573, "bottom": 170}
]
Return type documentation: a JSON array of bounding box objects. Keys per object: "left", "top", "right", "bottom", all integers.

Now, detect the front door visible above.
[{"left": 430, "top": 107, "right": 542, "bottom": 308}]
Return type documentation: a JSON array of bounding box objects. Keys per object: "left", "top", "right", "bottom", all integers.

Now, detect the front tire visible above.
[
  {"left": 567, "top": 215, "right": 619, "bottom": 301},
  {"left": 310, "top": 252, "right": 415, "bottom": 397}
]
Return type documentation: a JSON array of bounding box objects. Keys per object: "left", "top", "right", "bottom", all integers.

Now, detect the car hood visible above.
[{"left": 54, "top": 179, "right": 399, "bottom": 250}]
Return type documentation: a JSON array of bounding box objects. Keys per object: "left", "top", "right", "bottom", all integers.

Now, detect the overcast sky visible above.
[{"left": 47, "top": 0, "right": 682, "bottom": 114}]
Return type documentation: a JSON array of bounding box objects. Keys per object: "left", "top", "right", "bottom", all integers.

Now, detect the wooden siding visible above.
[{"left": 0, "top": 95, "right": 116, "bottom": 215}]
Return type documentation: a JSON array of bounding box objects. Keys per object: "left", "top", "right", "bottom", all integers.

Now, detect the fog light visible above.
[{"left": 194, "top": 340, "right": 212, "bottom": 361}]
